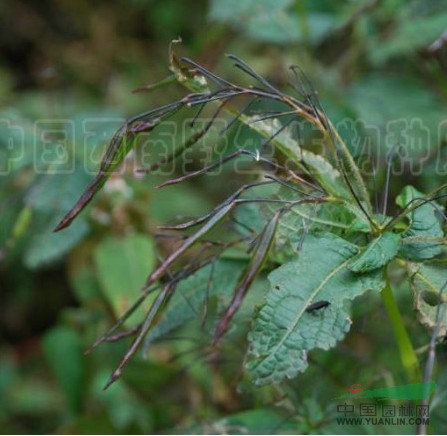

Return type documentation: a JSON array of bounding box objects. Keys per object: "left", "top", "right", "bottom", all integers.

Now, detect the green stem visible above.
[{"left": 381, "top": 272, "right": 421, "bottom": 383}]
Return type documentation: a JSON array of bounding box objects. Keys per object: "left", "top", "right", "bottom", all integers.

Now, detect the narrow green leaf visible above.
[
  {"left": 381, "top": 277, "right": 421, "bottom": 383},
  {"left": 12, "top": 206, "right": 32, "bottom": 239},
  {"left": 246, "top": 233, "right": 385, "bottom": 385},
  {"left": 347, "top": 232, "right": 401, "bottom": 273}
]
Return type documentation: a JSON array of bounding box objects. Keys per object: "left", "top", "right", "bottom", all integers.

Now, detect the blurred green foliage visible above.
[{"left": 1, "top": 0, "right": 447, "bottom": 434}]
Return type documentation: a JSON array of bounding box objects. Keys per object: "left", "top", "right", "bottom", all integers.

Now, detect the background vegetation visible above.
[{"left": 1, "top": 0, "right": 447, "bottom": 433}]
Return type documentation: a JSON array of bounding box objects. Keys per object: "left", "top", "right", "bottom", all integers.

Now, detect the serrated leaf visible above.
[
  {"left": 407, "top": 261, "right": 447, "bottom": 337},
  {"left": 94, "top": 233, "right": 156, "bottom": 322},
  {"left": 246, "top": 233, "right": 385, "bottom": 385},
  {"left": 348, "top": 232, "right": 401, "bottom": 273},
  {"left": 396, "top": 186, "right": 444, "bottom": 261}
]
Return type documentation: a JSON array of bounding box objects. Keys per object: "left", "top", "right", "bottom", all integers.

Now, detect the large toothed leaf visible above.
[
  {"left": 347, "top": 232, "right": 401, "bottom": 273},
  {"left": 246, "top": 233, "right": 385, "bottom": 385},
  {"left": 396, "top": 186, "right": 444, "bottom": 261},
  {"left": 406, "top": 261, "right": 447, "bottom": 337}
]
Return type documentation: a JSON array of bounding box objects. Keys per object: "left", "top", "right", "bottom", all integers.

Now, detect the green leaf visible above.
[
  {"left": 213, "top": 409, "right": 295, "bottom": 434},
  {"left": 347, "top": 75, "right": 445, "bottom": 160},
  {"left": 234, "top": 203, "right": 267, "bottom": 237},
  {"left": 396, "top": 186, "right": 444, "bottom": 261},
  {"left": 209, "top": 0, "right": 336, "bottom": 44},
  {"left": 24, "top": 169, "right": 93, "bottom": 269},
  {"left": 24, "top": 218, "right": 89, "bottom": 269},
  {"left": 11, "top": 206, "right": 32, "bottom": 239},
  {"left": 347, "top": 232, "right": 401, "bottom": 273},
  {"left": 241, "top": 115, "right": 301, "bottom": 163},
  {"left": 209, "top": 0, "right": 293, "bottom": 23},
  {"left": 301, "top": 150, "right": 349, "bottom": 199},
  {"left": 407, "top": 260, "right": 447, "bottom": 337},
  {"left": 69, "top": 264, "right": 103, "bottom": 305},
  {"left": 246, "top": 233, "right": 385, "bottom": 385},
  {"left": 368, "top": 8, "right": 447, "bottom": 64},
  {"left": 299, "top": 151, "right": 369, "bottom": 225},
  {"left": 264, "top": 186, "right": 353, "bottom": 256},
  {"left": 42, "top": 326, "right": 84, "bottom": 413},
  {"left": 94, "top": 233, "right": 156, "bottom": 322},
  {"left": 143, "top": 260, "right": 245, "bottom": 351},
  {"left": 209, "top": 0, "right": 300, "bottom": 44},
  {"left": 91, "top": 370, "right": 154, "bottom": 432}
]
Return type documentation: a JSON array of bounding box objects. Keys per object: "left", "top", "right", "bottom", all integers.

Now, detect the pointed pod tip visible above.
[
  {"left": 53, "top": 221, "right": 67, "bottom": 233},
  {"left": 103, "top": 378, "right": 115, "bottom": 391},
  {"left": 103, "top": 370, "right": 121, "bottom": 391}
]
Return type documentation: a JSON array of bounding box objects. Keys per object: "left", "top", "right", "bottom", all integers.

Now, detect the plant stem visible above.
[{"left": 381, "top": 272, "right": 421, "bottom": 383}]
